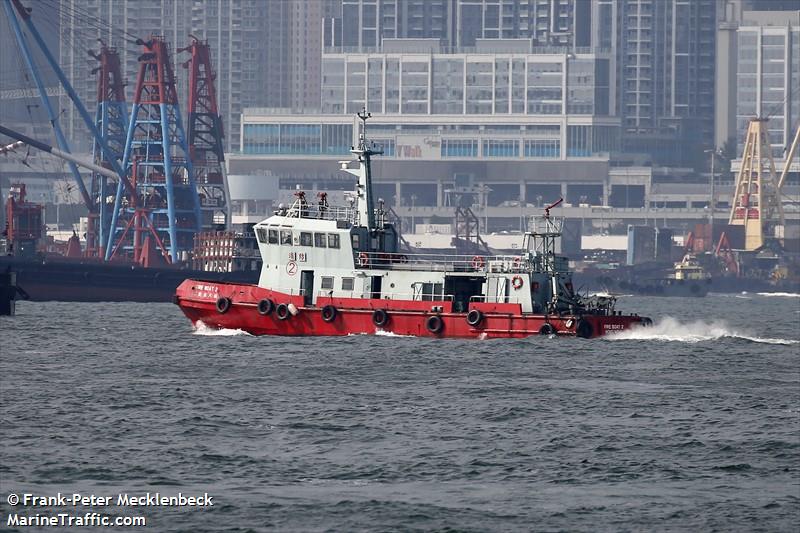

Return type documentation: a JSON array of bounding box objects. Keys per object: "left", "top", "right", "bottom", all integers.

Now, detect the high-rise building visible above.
[
  {"left": 716, "top": 3, "right": 799, "bottom": 158},
  {"left": 735, "top": 13, "right": 799, "bottom": 157},
  {"left": 54, "top": 0, "right": 332, "bottom": 153},
  {"left": 614, "top": 0, "right": 718, "bottom": 165},
  {"left": 57, "top": 0, "right": 193, "bottom": 151},
  {"left": 330, "top": 0, "right": 591, "bottom": 49}
]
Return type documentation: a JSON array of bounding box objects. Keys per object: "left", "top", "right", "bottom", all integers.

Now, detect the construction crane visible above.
[
  {"left": 88, "top": 43, "right": 128, "bottom": 258},
  {"left": 105, "top": 36, "right": 202, "bottom": 263},
  {"left": 777, "top": 123, "right": 799, "bottom": 191},
  {"left": 728, "top": 117, "right": 786, "bottom": 250},
  {"left": 180, "top": 36, "right": 230, "bottom": 231},
  {"left": 3, "top": 0, "right": 135, "bottom": 256}
]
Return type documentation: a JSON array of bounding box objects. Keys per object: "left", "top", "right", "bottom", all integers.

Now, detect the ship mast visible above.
[{"left": 350, "top": 108, "right": 382, "bottom": 230}]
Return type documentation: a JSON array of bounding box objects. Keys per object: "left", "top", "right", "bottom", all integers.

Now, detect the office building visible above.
[
  {"left": 614, "top": 0, "right": 718, "bottom": 165},
  {"left": 330, "top": 0, "right": 591, "bottom": 49},
  {"left": 716, "top": 5, "right": 799, "bottom": 159}
]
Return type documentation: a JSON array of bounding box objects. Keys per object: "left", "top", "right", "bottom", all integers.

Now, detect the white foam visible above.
[
  {"left": 374, "top": 329, "right": 413, "bottom": 337},
  {"left": 192, "top": 321, "right": 252, "bottom": 336},
  {"left": 756, "top": 292, "right": 800, "bottom": 298},
  {"left": 606, "top": 316, "right": 799, "bottom": 345}
]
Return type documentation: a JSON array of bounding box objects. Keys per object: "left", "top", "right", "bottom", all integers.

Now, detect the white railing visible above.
[
  {"left": 284, "top": 203, "right": 358, "bottom": 224},
  {"left": 469, "top": 294, "right": 527, "bottom": 305},
  {"left": 316, "top": 290, "right": 455, "bottom": 302},
  {"left": 353, "top": 251, "right": 530, "bottom": 273}
]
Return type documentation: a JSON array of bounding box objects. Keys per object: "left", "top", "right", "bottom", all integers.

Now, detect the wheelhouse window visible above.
[
  {"left": 341, "top": 277, "right": 354, "bottom": 291},
  {"left": 351, "top": 233, "right": 360, "bottom": 250},
  {"left": 255, "top": 227, "right": 268, "bottom": 243},
  {"left": 328, "top": 233, "right": 340, "bottom": 248},
  {"left": 321, "top": 276, "right": 334, "bottom": 290},
  {"left": 314, "top": 232, "right": 327, "bottom": 248},
  {"left": 280, "top": 230, "right": 292, "bottom": 245},
  {"left": 299, "top": 231, "right": 313, "bottom": 246},
  {"left": 416, "top": 282, "right": 444, "bottom": 301},
  {"left": 268, "top": 229, "right": 278, "bottom": 244}
]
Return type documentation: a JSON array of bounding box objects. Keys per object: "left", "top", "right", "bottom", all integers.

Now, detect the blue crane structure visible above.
[
  {"left": 89, "top": 44, "right": 129, "bottom": 258},
  {"left": 105, "top": 36, "right": 202, "bottom": 263}
]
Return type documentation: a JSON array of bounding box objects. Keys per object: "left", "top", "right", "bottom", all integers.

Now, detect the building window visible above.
[
  {"left": 299, "top": 232, "right": 313, "bottom": 246},
  {"left": 328, "top": 233, "right": 340, "bottom": 248},
  {"left": 524, "top": 139, "right": 560, "bottom": 158},
  {"left": 441, "top": 139, "right": 478, "bottom": 157},
  {"left": 280, "top": 230, "right": 293, "bottom": 245},
  {"left": 341, "top": 277, "right": 354, "bottom": 291},
  {"left": 483, "top": 139, "right": 519, "bottom": 157},
  {"left": 321, "top": 277, "right": 334, "bottom": 290},
  {"left": 314, "top": 232, "right": 327, "bottom": 247}
]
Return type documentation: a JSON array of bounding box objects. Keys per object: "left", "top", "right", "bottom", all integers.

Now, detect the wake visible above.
[
  {"left": 756, "top": 292, "right": 800, "bottom": 298},
  {"left": 192, "top": 321, "right": 252, "bottom": 336},
  {"left": 606, "top": 316, "right": 799, "bottom": 345}
]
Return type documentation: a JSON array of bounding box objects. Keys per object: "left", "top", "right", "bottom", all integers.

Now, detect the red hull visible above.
[{"left": 175, "top": 280, "right": 648, "bottom": 339}]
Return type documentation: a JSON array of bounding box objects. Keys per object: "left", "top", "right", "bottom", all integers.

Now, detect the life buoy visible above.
[
  {"left": 471, "top": 255, "right": 485, "bottom": 270},
  {"left": 372, "top": 308, "right": 389, "bottom": 327},
  {"left": 215, "top": 297, "right": 231, "bottom": 314},
  {"left": 275, "top": 303, "right": 291, "bottom": 320},
  {"left": 512, "top": 275, "right": 524, "bottom": 290},
  {"left": 576, "top": 319, "right": 593, "bottom": 338},
  {"left": 321, "top": 304, "right": 337, "bottom": 322},
  {"left": 257, "top": 298, "right": 274, "bottom": 315},
  {"left": 397, "top": 254, "right": 409, "bottom": 263},
  {"left": 466, "top": 309, "right": 484, "bottom": 327},
  {"left": 426, "top": 315, "right": 444, "bottom": 334},
  {"left": 539, "top": 323, "right": 555, "bottom": 336},
  {"left": 357, "top": 252, "right": 369, "bottom": 267}
]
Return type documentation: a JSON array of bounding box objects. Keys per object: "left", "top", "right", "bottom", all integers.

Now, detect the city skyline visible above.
[{"left": 0, "top": 0, "right": 798, "bottom": 225}]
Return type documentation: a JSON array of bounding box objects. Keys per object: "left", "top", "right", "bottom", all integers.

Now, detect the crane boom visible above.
[
  {"left": 0, "top": 124, "right": 120, "bottom": 181},
  {"left": 777, "top": 124, "right": 799, "bottom": 190}
]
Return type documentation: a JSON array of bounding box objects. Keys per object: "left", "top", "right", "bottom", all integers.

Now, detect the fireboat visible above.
[{"left": 175, "top": 110, "right": 651, "bottom": 338}]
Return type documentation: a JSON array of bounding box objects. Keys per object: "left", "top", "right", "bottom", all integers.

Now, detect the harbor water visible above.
[{"left": 1, "top": 293, "right": 798, "bottom": 531}]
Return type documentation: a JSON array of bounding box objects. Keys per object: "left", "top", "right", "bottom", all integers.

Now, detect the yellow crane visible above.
[{"left": 728, "top": 118, "right": 797, "bottom": 250}]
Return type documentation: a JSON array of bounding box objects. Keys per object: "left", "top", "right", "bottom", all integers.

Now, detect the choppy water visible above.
[{"left": 1, "top": 294, "right": 799, "bottom": 532}]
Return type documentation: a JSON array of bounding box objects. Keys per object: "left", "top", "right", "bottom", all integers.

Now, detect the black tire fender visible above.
[
  {"left": 275, "top": 303, "right": 291, "bottom": 320},
  {"left": 321, "top": 304, "right": 337, "bottom": 323},
  {"left": 466, "top": 309, "right": 484, "bottom": 327},
  {"left": 539, "top": 323, "right": 555, "bottom": 336},
  {"left": 576, "top": 319, "right": 593, "bottom": 338},
  {"left": 257, "top": 298, "right": 274, "bottom": 316},
  {"left": 426, "top": 315, "right": 443, "bottom": 334},
  {"left": 372, "top": 308, "right": 389, "bottom": 327},
  {"left": 215, "top": 297, "right": 231, "bottom": 314}
]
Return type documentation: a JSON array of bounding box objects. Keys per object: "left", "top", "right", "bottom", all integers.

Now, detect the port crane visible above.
[
  {"left": 728, "top": 117, "right": 798, "bottom": 251},
  {"left": 2, "top": 0, "right": 231, "bottom": 264}
]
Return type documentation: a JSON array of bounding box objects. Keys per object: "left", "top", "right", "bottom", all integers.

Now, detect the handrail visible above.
[
  {"left": 353, "top": 250, "right": 529, "bottom": 273},
  {"left": 282, "top": 202, "right": 358, "bottom": 224},
  {"left": 316, "top": 289, "right": 455, "bottom": 302},
  {"left": 469, "top": 295, "right": 527, "bottom": 305}
]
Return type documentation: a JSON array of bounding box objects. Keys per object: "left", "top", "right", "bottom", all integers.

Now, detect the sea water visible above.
[{"left": 1, "top": 294, "right": 798, "bottom": 531}]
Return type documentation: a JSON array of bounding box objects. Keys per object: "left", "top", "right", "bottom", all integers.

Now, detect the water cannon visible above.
[{"left": 544, "top": 198, "right": 563, "bottom": 218}]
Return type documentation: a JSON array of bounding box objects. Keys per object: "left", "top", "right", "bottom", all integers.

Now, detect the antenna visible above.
[{"left": 357, "top": 107, "right": 371, "bottom": 151}]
